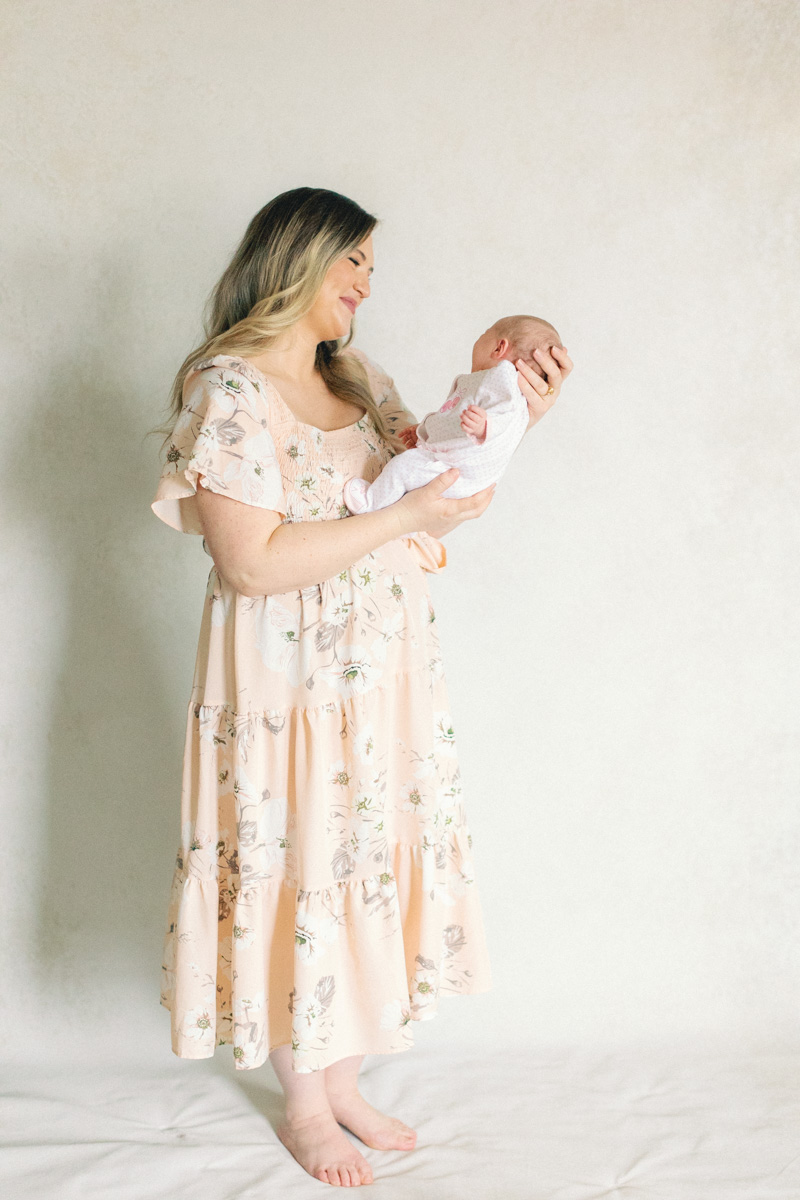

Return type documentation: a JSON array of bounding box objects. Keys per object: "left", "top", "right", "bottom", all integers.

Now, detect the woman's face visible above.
[{"left": 308, "top": 234, "right": 374, "bottom": 342}]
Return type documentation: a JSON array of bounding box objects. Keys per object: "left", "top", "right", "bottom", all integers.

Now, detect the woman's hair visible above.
[{"left": 151, "top": 187, "right": 403, "bottom": 452}]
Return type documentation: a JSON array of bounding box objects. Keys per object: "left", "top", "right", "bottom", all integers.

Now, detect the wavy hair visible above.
[{"left": 150, "top": 187, "right": 403, "bottom": 453}]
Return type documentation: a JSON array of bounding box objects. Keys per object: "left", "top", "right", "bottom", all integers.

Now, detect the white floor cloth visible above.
[{"left": 2, "top": 1043, "right": 799, "bottom": 1198}]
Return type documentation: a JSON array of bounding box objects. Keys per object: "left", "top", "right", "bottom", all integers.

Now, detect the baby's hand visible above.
[
  {"left": 460, "top": 405, "right": 488, "bottom": 444},
  {"left": 398, "top": 424, "right": 419, "bottom": 448}
]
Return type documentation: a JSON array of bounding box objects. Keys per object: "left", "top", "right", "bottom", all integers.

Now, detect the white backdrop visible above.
[{"left": 2, "top": 0, "right": 798, "bottom": 1074}]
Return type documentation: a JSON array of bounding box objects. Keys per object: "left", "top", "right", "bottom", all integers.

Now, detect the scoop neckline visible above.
[{"left": 226, "top": 355, "right": 369, "bottom": 436}]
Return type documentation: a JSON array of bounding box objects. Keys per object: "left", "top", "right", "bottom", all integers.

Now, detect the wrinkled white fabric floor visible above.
[{"left": 2, "top": 1044, "right": 799, "bottom": 1198}]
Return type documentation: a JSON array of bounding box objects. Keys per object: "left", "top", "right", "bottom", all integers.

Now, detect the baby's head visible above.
[{"left": 471, "top": 314, "right": 562, "bottom": 377}]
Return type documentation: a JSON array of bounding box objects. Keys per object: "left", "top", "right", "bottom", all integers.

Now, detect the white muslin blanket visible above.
[{"left": 344, "top": 359, "right": 529, "bottom": 512}]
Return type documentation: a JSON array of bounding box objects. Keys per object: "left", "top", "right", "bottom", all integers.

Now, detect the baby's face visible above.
[{"left": 471, "top": 322, "right": 561, "bottom": 376}]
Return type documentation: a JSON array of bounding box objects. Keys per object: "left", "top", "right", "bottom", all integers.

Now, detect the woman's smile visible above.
[{"left": 340, "top": 296, "right": 357, "bottom": 314}]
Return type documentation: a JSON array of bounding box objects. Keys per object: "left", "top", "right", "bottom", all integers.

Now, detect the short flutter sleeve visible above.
[
  {"left": 151, "top": 356, "right": 287, "bottom": 535},
  {"left": 344, "top": 345, "right": 447, "bottom": 575}
]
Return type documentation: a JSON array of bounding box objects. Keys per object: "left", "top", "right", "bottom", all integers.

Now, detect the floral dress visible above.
[{"left": 151, "top": 346, "right": 492, "bottom": 1073}]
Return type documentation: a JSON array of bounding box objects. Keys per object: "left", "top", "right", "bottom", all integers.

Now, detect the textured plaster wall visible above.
[{"left": 2, "top": 0, "right": 798, "bottom": 1065}]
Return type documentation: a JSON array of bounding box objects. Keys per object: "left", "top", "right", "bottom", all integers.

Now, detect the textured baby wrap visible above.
[{"left": 343, "top": 358, "right": 529, "bottom": 513}]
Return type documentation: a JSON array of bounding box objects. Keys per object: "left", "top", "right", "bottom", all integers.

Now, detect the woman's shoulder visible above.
[{"left": 187, "top": 353, "right": 269, "bottom": 394}]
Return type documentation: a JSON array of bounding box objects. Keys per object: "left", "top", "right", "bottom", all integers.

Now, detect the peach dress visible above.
[{"left": 151, "top": 346, "right": 492, "bottom": 1073}]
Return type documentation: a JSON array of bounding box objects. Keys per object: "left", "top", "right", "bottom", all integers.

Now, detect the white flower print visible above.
[
  {"left": 353, "top": 723, "right": 376, "bottom": 764},
  {"left": 433, "top": 711, "right": 458, "bottom": 755},
  {"left": 346, "top": 815, "right": 372, "bottom": 864},
  {"left": 385, "top": 573, "right": 406, "bottom": 604},
  {"left": 294, "top": 909, "right": 340, "bottom": 963},
  {"left": 409, "top": 954, "right": 439, "bottom": 1016},
  {"left": 446, "top": 858, "right": 475, "bottom": 901},
  {"left": 183, "top": 824, "right": 216, "bottom": 878},
  {"left": 234, "top": 990, "right": 265, "bottom": 1019},
  {"left": 233, "top": 763, "right": 292, "bottom": 869},
  {"left": 289, "top": 975, "right": 336, "bottom": 1061},
  {"left": 296, "top": 471, "right": 320, "bottom": 496},
  {"left": 327, "top": 759, "right": 352, "bottom": 788},
  {"left": 195, "top": 419, "right": 241, "bottom": 457},
  {"left": 320, "top": 645, "right": 382, "bottom": 696},
  {"left": 322, "top": 597, "right": 353, "bottom": 628},
  {"left": 291, "top": 991, "right": 324, "bottom": 1030},
  {"left": 232, "top": 922, "right": 256, "bottom": 948},
  {"left": 380, "top": 999, "right": 412, "bottom": 1032},
  {"left": 283, "top": 434, "right": 306, "bottom": 464},
  {"left": 318, "top": 460, "right": 344, "bottom": 489},
  {"left": 213, "top": 365, "right": 266, "bottom": 419},
  {"left": 352, "top": 560, "right": 380, "bottom": 594},
  {"left": 234, "top": 1038, "right": 263, "bottom": 1069},
  {"left": 440, "top": 775, "right": 463, "bottom": 809},
  {"left": 253, "top": 600, "right": 313, "bottom": 686},
  {"left": 413, "top": 750, "right": 437, "bottom": 780},
  {"left": 195, "top": 706, "right": 227, "bottom": 749},
  {"left": 400, "top": 779, "right": 426, "bottom": 813},
  {"left": 182, "top": 1004, "right": 215, "bottom": 1042}
]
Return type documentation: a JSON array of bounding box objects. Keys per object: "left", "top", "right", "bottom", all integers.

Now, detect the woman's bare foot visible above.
[
  {"left": 276, "top": 1108, "right": 374, "bottom": 1186},
  {"left": 326, "top": 1089, "right": 417, "bottom": 1152}
]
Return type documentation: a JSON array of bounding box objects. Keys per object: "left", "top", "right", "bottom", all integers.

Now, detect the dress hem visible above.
[{"left": 160, "top": 979, "right": 494, "bottom": 1073}]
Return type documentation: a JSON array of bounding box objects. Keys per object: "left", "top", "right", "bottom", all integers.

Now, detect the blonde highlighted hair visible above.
[{"left": 151, "top": 187, "right": 404, "bottom": 453}]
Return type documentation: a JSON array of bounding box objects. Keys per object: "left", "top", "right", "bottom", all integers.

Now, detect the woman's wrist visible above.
[{"left": 383, "top": 499, "right": 417, "bottom": 538}]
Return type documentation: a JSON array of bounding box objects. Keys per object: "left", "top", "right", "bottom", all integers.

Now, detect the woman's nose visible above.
[{"left": 355, "top": 273, "right": 370, "bottom": 300}]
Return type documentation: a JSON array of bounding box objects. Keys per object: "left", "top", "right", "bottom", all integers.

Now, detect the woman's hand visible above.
[
  {"left": 516, "top": 344, "right": 574, "bottom": 431},
  {"left": 391, "top": 468, "right": 495, "bottom": 539}
]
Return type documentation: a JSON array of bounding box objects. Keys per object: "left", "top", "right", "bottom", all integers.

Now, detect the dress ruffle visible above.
[
  {"left": 159, "top": 661, "right": 492, "bottom": 1073},
  {"left": 160, "top": 821, "right": 490, "bottom": 1072}
]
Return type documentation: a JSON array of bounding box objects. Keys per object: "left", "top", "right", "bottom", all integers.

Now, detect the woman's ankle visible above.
[{"left": 283, "top": 1101, "right": 335, "bottom": 1128}]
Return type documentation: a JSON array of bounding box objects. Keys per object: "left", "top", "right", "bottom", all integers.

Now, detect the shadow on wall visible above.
[{"left": 10, "top": 248, "right": 203, "bottom": 1018}]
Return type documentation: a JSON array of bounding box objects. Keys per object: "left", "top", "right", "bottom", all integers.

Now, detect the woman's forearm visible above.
[{"left": 237, "top": 505, "right": 413, "bottom": 597}]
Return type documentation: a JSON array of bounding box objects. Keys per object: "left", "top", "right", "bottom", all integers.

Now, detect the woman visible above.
[{"left": 151, "top": 187, "right": 572, "bottom": 1187}]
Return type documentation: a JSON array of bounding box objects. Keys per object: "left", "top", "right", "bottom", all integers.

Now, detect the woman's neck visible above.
[{"left": 248, "top": 318, "right": 320, "bottom": 384}]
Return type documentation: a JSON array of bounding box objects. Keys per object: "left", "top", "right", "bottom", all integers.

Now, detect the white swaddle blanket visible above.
[{"left": 343, "top": 359, "right": 529, "bottom": 513}]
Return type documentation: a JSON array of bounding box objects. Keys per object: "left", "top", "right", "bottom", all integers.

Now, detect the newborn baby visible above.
[{"left": 342, "top": 314, "right": 562, "bottom": 514}]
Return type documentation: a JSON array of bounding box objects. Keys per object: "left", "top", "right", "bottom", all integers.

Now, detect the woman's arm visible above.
[
  {"left": 195, "top": 466, "right": 494, "bottom": 598},
  {"left": 196, "top": 488, "right": 407, "bottom": 597}
]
